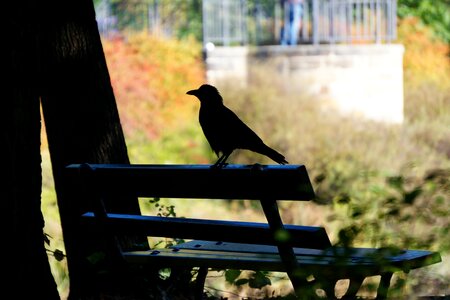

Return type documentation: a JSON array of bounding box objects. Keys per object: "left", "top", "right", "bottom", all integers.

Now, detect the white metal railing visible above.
[
  {"left": 306, "top": 0, "right": 397, "bottom": 44},
  {"left": 95, "top": 0, "right": 397, "bottom": 46},
  {"left": 203, "top": 0, "right": 397, "bottom": 46}
]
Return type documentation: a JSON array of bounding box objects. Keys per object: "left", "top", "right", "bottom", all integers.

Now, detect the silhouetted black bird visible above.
[{"left": 187, "top": 84, "right": 288, "bottom": 168}]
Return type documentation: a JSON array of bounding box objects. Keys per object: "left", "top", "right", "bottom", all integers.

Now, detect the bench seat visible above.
[
  {"left": 122, "top": 240, "right": 441, "bottom": 277},
  {"left": 121, "top": 240, "right": 441, "bottom": 298}
]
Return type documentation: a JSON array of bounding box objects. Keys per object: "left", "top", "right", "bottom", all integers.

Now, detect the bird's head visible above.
[{"left": 186, "top": 84, "right": 223, "bottom": 105}]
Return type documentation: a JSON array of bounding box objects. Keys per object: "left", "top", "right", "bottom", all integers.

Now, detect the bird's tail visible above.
[{"left": 261, "top": 144, "right": 289, "bottom": 165}]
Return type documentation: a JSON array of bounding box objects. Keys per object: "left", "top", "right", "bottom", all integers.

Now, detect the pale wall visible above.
[{"left": 205, "top": 44, "right": 404, "bottom": 123}]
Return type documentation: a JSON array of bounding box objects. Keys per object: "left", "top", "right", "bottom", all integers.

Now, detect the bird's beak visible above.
[{"left": 186, "top": 89, "right": 198, "bottom": 96}]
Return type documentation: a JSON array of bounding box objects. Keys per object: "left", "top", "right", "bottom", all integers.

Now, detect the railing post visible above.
[
  {"left": 241, "top": 0, "right": 248, "bottom": 45},
  {"left": 202, "top": 0, "right": 206, "bottom": 47},
  {"left": 312, "top": 0, "right": 319, "bottom": 45},
  {"left": 391, "top": 0, "right": 397, "bottom": 42},
  {"left": 376, "top": 0, "right": 381, "bottom": 43},
  {"left": 223, "top": 0, "right": 230, "bottom": 46}
]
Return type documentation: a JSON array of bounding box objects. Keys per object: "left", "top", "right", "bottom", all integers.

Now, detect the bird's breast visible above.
[{"left": 199, "top": 106, "right": 232, "bottom": 153}]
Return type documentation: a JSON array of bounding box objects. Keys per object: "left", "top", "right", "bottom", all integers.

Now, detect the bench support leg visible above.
[
  {"left": 376, "top": 272, "right": 393, "bottom": 299},
  {"left": 318, "top": 278, "right": 337, "bottom": 299},
  {"left": 343, "top": 276, "right": 364, "bottom": 299},
  {"left": 260, "top": 199, "right": 311, "bottom": 298},
  {"left": 194, "top": 267, "right": 208, "bottom": 300}
]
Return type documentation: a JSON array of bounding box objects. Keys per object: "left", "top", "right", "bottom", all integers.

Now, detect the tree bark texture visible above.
[
  {"left": 3, "top": 0, "right": 148, "bottom": 299},
  {"left": 38, "top": 0, "right": 148, "bottom": 298}
]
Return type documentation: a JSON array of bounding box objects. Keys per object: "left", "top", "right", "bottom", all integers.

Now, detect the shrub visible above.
[{"left": 102, "top": 33, "right": 205, "bottom": 141}]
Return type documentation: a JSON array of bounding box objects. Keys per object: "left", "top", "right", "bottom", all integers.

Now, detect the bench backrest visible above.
[
  {"left": 66, "top": 163, "right": 331, "bottom": 250},
  {"left": 66, "top": 163, "right": 316, "bottom": 200}
]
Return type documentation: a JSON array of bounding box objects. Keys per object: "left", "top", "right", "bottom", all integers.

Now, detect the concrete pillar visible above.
[{"left": 205, "top": 44, "right": 404, "bottom": 123}]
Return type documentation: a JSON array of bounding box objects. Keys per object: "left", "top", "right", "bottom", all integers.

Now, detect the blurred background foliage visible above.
[
  {"left": 43, "top": 1, "right": 449, "bottom": 298},
  {"left": 98, "top": 0, "right": 203, "bottom": 40},
  {"left": 397, "top": 0, "right": 450, "bottom": 43}
]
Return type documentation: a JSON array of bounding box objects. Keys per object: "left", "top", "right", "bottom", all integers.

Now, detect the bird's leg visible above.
[
  {"left": 219, "top": 152, "right": 231, "bottom": 167},
  {"left": 220, "top": 151, "right": 233, "bottom": 168},
  {"left": 212, "top": 154, "right": 226, "bottom": 169},
  {"left": 212, "top": 152, "right": 232, "bottom": 169}
]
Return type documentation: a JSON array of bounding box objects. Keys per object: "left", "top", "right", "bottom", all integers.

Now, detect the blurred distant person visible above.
[{"left": 280, "top": 0, "right": 304, "bottom": 46}]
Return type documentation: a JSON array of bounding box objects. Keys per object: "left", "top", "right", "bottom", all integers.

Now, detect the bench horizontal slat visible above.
[
  {"left": 175, "top": 240, "right": 442, "bottom": 271},
  {"left": 122, "top": 242, "right": 441, "bottom": 275},
  {"left": 66, "top": 163, "right": 315, "bottom": 200},
  {"left": 81, "top": 212, "right": 332, "bottom": 249}
]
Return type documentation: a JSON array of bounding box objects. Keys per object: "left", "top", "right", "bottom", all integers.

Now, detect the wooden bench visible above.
[{"left": 66, "top": 163, "right": 441, "bottom": 299}]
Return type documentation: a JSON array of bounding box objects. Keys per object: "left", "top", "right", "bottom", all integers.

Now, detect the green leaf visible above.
[
  {"left": 86, "top": 251, "right": 106, "bottom": 265},
  {"left": 225, "top": 269, "right": 241, "bottom": 284},
  {"left": 351, "top": 207, "right": 364, "bottom": 219},
  {"left": 159, "top": 268, "right": 171, "bottom": 280},
  {"left": 387, "top": 208, "right": 400, "bottom": 216},
  {"left": 403, "top": 187, "right": 422, "bottom": 204},
  {"left": 149, "top": 197, "right": 160, "bottom": 204},
  {"left": 336, "top": 193, "right": 351, "bottom": 204},
  {"left": 274, "top": 229, "right": 291, "bottom": 243},
  {"left": 387, "top": 176, "right": 404, "bottom": 190},
  {"left": 53, "top": 249, "right": 65, "bottom": 261},
  {"left": 249, "top": 271, "right": 272, "bottom": 289},
  {"left": 234, "top": 278, "right": 249, "bottom": 286},
  {"left": 384, "top": 197, "right": 397, "bottom": 205},
  {"left": 43, "top": 233, "right": 51, "bottom": 246},
  {"left": 314, "top": 173, "right": 326, "bottom": 184}
]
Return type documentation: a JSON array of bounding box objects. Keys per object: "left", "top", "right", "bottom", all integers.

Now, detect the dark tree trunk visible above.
[
  {"left": 38, "top": 0, "right": 148, "bottom": 299},
  {"left": 4, "top": 0, "right": 151, "bottom": 298},
  {"left": 2, "top": 1, "right": 60, "bottom": 299}
]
